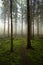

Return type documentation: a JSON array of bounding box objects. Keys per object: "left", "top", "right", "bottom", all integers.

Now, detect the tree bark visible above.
[
  {"left": 8, "top": 15, "right": 9, "bottom": 37},
  {"left": 10, "top": 0, "right": 13, "bottom": 52},
  {"left": 15, "top": 13, "right": 17, "bottom": 38},
  {"left": 15, "top": 1, "right": 17, "bottom": 38},
  {"left": 4, "top": 18, "right": 6, "bottom": 37},
  {"left": 21, "top": 2, "right": 23, "bottom": 36},
  {"left": 4, "top": 14, "right": 6, "bottom": 37},
  {"left": 37, "top": 17, "right": 39, "bottom": 37},
  {"left": 33, "top": 19, "right": 34, "bottom": 37},
  {"left": 27, "top": 0, "right": 32, "bottom": 49}
]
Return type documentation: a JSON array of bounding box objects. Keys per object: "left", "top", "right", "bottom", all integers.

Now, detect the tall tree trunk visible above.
[
  {"left": 4, "top": 15, "right": 6, "bottom": 37},
  {"left": 10, "top": 0, "right": 13, "bottom": 52},
  {"left": 37, "top": 17, "right": 39, "bottom": 37},
  {"left": 21, "top": 1, "right": 23, "bottom": 36},
  {"left": 27, "top": 0, "right": 32, "bottom": 49},
  {"left": 4, "top": 18, "right": 6, "bottom": 37},
  {"left": 33, "top": 19, "right": 34, "bottom": 37},
  {"left": 8, "top": 14, "right": 9, "bottom": 37},
  {"left": 8, "top": 1, "right": 10, "bottom": 37},
  {"left": 15, "top": 1, "right": 17, "bottom": 38},
  {"left": 15, "top": 14, "right": 17, "bottom": 38},
  {"left": 21, "top": 8, "right": 23, "bottom": 36},
  {"left": 30, "top": 0, "right": 33, "bottom": 38}
]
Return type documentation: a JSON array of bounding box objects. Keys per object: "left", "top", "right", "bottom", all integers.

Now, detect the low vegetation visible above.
[{"left": 0, "top": 37, "right": 43, "bottom": 65}]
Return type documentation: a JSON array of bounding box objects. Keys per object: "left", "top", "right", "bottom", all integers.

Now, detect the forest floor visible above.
[{"left": 0, "top": 37, "right": 43, "bottom": 65}]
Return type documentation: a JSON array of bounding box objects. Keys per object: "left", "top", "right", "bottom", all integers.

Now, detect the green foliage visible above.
[{"left": 0, "top": 38, "right": 43, "bottom": 65}]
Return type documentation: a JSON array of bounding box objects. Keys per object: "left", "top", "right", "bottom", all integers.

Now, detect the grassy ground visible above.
[{"left": 0, "top": 37, "right": 43, "bottom": 65}]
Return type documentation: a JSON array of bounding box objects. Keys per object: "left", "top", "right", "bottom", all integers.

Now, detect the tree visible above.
[
  {"left": 21, "top": 0, "right": 23, "bottom": 36},
  {"left": 12, "top": 0, "right": 17, "bottom": 38},
  {"left": 8, "top": 13, "right": 10, "bottom": 37},
  {"left": 2, "top": 0, "right": 10, "bottom": 37},
  {"left": 27, "top": 0, "right": 32, "bottom": 49},
  {"left": 7, "top": 1, "right": 10, "bottom": 37},
  {"left": 32, "top": 0, "right": 36, "bottom": 37},
  {"left": 4, "top": 14, "right": 6, "bottom": 37},
  {"left": 15, "top": 0, "right": 17, "bottom": 37},
  {"left": 10, "top": 0, "right": 13, "bottom": 52},
  {"left": 2, "top": 0, "right": 7, "bottom": 37},
  {"left": 36, "top": 0, "right": 40, "bottom": 37}
]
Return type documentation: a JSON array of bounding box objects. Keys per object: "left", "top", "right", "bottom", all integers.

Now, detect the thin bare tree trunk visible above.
[
  {"left": 10, "top": 0, "right": 13, "bottom": 52},
  {"left": 21, "top": 7, "right": 23, "bottom": 36},
  {"left": 15, "top": 1, "right": 17, "bottom": 38},
  {"left": 37, "top": 17, "right": 39, "bottom": 37},
  {"left": 4, "top": 19, "right": 6, "bottom": 37},
  {"left": 8, "top": 15, "right": 9, "bottom": 37},
  {"left": 33, "top": 19, "right": 34, "bottom": 37},
  {"left": 4, "top": 15, "right": 6, "bottom": 37}
]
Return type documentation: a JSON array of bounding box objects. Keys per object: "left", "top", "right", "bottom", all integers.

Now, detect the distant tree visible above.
[
  {"left": 2, "top": 0, "right": 10, "bottom": 37},
  {"left": 21, "top": 0, "right": 23, "bottom": 36},
  {"left": 12, "top": 0, "right": 17, "bottom": 38},
  {"left": 37, "top": 16, "right": 39, "bottom": 37},
  {"left": 7, "top": 1, "right": 10, "bottom": 37},
  {"left": 2, "top": 0, "right": 5, "bottom": 37},
  {"left": 15, "top": 0, "right": 17, "bottom": 37},
  {"left": 4, "top": 13, "right": 6, "bottom": 37},
  {"left": 36, "top": 0, "right": 40, "bottom": 37},
  {"left": 32, "top": 0, "right": 36, "bottom": 37}
]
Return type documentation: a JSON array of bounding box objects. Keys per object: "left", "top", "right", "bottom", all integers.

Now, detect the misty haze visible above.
[{"left": 0, "top": 0, "right": 43, "bottom": 65}]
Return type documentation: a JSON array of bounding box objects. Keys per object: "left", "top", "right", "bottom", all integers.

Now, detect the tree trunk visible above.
[
  {"left": 8, "top": 15, "right": 9, "bottom": 37},
  {"left": 30, "top": 0, "right": 33, "bottom": 38},
  {"left": 27, "top": 0, "right": 32, "bottom": 49},
  {"left": 21, "top": 16, "right": 23, "bottom": 36},
  {"left": 15, "top": 14, "right": 17, "bottom": 38},
  {"left": 10, "top": 0, "right": 13, "bottom": 52},
  {"left": 33, "top": 19, "right": 34, "bottom": 37},
  {"left": 37, "top": 17, "right": 39, "bottom": 37},
  {"left": 4, "top": 18, "right": 6, "bottom": 37},
  {"left": 21, "top": 1, "right": 23, "bottom": 36},
  {"left": 4, "top": 15, "right": 6, "bottom": 37},
  {"left": 15, "top": 1, "right": 17, "bottom": 38}
]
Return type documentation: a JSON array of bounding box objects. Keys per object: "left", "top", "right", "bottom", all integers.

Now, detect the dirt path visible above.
[{"left": 19, "top": 43, "right": 31, "bottom": 65}]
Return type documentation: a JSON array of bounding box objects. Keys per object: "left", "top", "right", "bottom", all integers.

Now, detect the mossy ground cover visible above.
[{"left": 0, "top": 37, "right": 43, "bottom": 65}]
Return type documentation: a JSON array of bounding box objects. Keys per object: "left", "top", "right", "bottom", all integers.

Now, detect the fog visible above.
[
  {"left": 0, "top": 0, "right": 43, "bottom": 37},
  {"left": 0, "top": 19, "right": 27, "bottom": 36},
  {"left": 0, "top": 18, "right": 43, "bottom": 36}
]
